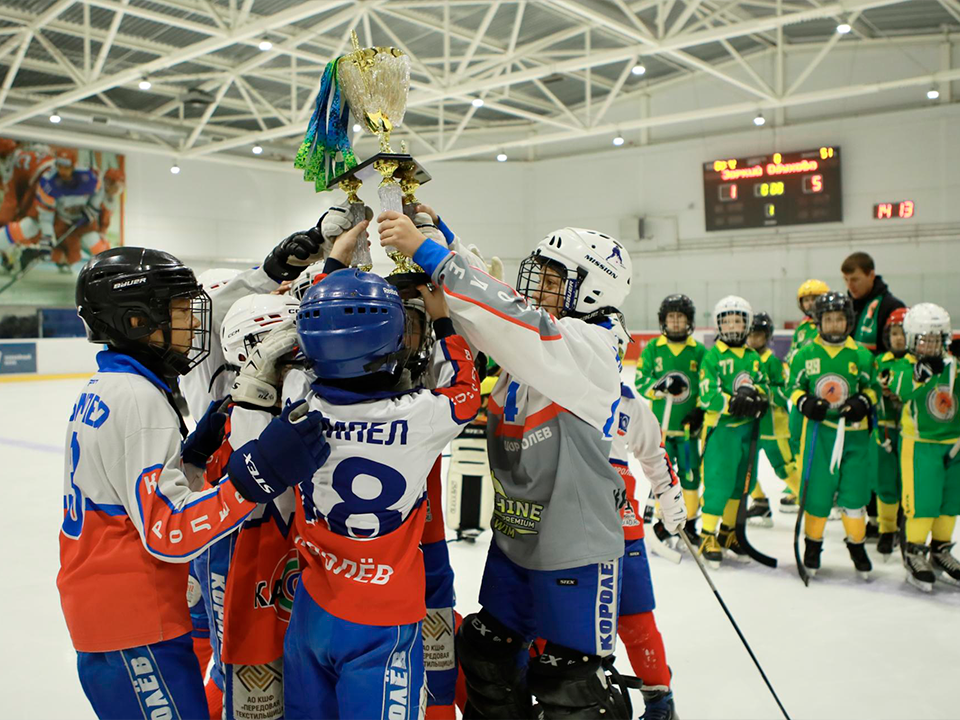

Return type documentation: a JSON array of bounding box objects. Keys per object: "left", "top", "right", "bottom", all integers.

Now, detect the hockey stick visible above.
[
  {"left": 794, "top": 420, "right": 820, "bottom": 586},
  {"left": 734, "top": 420, "right": 777, "bottom": 568},
  {"left": 641, "top": 395, "right": 683, "bottom": 563},
  {"left": 678, "top": 531, "right": 792, "bottom": 720},
  {"left": 0, "top": 218, "right": 84, "bottom": 296}
]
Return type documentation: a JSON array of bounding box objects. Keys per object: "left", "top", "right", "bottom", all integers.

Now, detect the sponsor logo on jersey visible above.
[
  {"left": 254, "top": 548, "right": 300, "bottom": 623},
  {"left": 596, "top": 562, "right": 617, "bottom": 655},
  {"left": 231, "top": 661, "right": 283, "bottom": 720},
  {"left": 805, "top": 358, "right": 821, "bottom": 376},
  {"left": 235, "top": 662, "right": 282, "bottom": 694},
  {"left": 186, "top": 574, "right": 202, "bottom": 608},
  {"left": 422, "top": 608, "right": 456, "bottom": 672},
  {"left": 732, "top": 371, "right": 754, "bottom": 393},
  {"left": 490, "top": 475, "right": 543, "bottom": 537},
  {"left": 621, "top": 503, "right": 640, "bottom": 528},
  {"left": 815, "top": 373, "right": 849, "bottom": 409},
  {"left": 926, "top": 385, "right": 957, "bottom": 422},
  {"left": 663, "top": 371, "right": 692, "bottom": 403}
]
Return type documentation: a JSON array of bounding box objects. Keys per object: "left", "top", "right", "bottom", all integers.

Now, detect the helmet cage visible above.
[
  {"left": 516, "top": 253, "right": 583, "bottom": 316},
  {"left": 814, "top": 293, "right": 855, "bottom": 345}
]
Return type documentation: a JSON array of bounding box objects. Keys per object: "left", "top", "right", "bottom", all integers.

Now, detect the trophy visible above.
[{"left": 294, "top": 32, "right": 431, "bottom": 294}]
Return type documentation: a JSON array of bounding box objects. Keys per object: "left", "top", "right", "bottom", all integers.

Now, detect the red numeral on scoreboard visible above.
[
  {"left": 719, "top": 183, "right": 738, "bottom": 202},
  {"left": 876, "top": 203, "right": 893, "bottom": 219},
  {"left": 899, "top": 200, "right": 914, "bottom": 218},
  {"left": 801, "top": 174, "right": 823, "bottom": 194}
]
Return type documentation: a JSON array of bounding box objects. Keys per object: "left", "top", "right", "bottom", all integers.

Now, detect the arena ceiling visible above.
[{"left": 0, "top": 0, "right": 957, "bottom": 169}]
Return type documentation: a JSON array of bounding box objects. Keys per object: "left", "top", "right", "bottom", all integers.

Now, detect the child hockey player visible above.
[
  {"left": 789, "top": 292, "right": 878, "bottom": 579},
  {"left": 634, "top": 294, "right": 706, "bottom": 543},
  {"left": 893, "top": 303, "right": 960, "bottom": 591},
  {"left": 874, "top": 307, "right": 908, "bottom": 560},
  {"left": 59, "top": 248, "right": 330, "bottom": 719},
  {"left": 612, "top": 378, "right": 685, "bottom": 720},
  {"left": 697, "top": 296, "right": 768, "bottom": 567},
  {"left": 378, "top": 212, "right": 634, "bottom": 719},
  {"left": 745, "top": 312, "right": 800, "bottom": 526},
  {"left": 281, "top": 270, "right": 480, "bottom": 720}
]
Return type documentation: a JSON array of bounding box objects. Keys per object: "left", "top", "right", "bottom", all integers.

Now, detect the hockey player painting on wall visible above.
[{"left": 0, "top": 137, "right": 125, "bottom": 291}]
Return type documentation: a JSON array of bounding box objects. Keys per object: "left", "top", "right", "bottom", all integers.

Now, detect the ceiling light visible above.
[
  {"left": 352, "top": 123, "right": 362, "bottom": 133},
  {"left": 836, "top": 22, "right": 852, "bottom": 34},
  {"left": 49, "top": 111, "right": 61, "bottom": 124},
  {"left": 252, "top": 145, "right": 263, "bottom": 155},
  {"left": 170, "top": 163, "right": 180, "bottom": 175},
  {"left": 612, "top": 135, "right": 625, "bottom": 146},
  {"left": 258, "top": 38, "right": 273, "bottom": 51},
  {"left": 927, "top": 87, "right": 940, "bottom": 100},
  {"left": 631, "top": 62, "right": 646, "bottom": 76},
  {"left": 472, "top": 97, "right": 484, "bottom": 108},
  {"left": 496, "top": 152, "right": 508, "bottom": 162},
  {"left": 138, "top": 78, "right": 152, "bottom": 90},
  {"left": 753, "top": 113, "right": 766, "bottom": 126}
]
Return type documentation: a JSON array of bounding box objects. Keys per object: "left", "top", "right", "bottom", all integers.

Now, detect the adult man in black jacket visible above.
[{"left": 841, "top": 251, "right": 905, "bottom": 355}]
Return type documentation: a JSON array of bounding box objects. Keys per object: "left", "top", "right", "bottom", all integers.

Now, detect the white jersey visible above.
[
  {"left": 58, "top": 350, "right": 259, "bottom": 653},
  {"left": 612, "top": 385, "right": 678, "bottom": 497},
  {"left": 180, "top": 266, "right": 278, "bottom": 419},
  {"left": 281, "top": 330, "right": 480, "bottom": 626}
]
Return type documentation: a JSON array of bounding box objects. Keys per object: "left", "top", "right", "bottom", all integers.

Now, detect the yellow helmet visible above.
[{"left": 797, "top": 279, "right": 830, "bottom": 314}]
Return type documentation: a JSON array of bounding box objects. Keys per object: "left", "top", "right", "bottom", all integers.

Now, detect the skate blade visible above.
[
  {"left": 933, "top": 568, "right": 960, "bottom": 587},
  {"left": 804, "top": 567, "right": 818, "bottom": 577},
  {"left": 906, "top": 575, "right": 934, "bottom": 593},
  {"left": 778, "top": 506, "right": 799, "bottom": 515},
  {"left": 706, "top": 559, "right": 721, "bottom": 570},
  {"left": 880, "top": 553, "right": 893, "bottom": 564},
  {"left": 747, "top": 517, "right": 774, "bottom": 528},
  {"left": 857, "top": 570, "right": 872, "bottom": 581},
  {"left": 724, "top": 550, "right": 752, "bottom": 563}
]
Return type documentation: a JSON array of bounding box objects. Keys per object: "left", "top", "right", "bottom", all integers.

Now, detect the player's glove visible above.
[
  {"left": 797, "top": 393, "right": 829, "bottom": 422},
  {"left": 683, "top": 407, "right": 705, "bottom": 436},
  {"left": 839, "top": 393, "right": 872, "bottom": 424},
  {"left": 653, "top": 374, "right": 689, "bottom": 397},
  {"left": 231, "top": 321, "right": 299, "bottom": 408},
  {"left": 914, "top": 356, "right": 945, "bottom": 384},
  {"left": 182, "top": 398, "right": 228, "bottom": 468},
  {"left": 227, "top": 400, "right": 330, "bottom": 504},
  {"left": 263, "top": 224, "right": 325, "bottom": 282},
  {"left": 729, "top": 385, "right": 761, "bottom": 417},
  {"left": 654, "top": 481, "right": 686, "bottom": 535},
  {"left": 412, "top": 212, "right": 446, "bottom": 245}
]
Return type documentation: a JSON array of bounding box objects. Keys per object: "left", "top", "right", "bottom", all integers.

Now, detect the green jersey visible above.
[
  {"left": 756, "top": 348, "right": 789, "bottom": 438},
  {"left": 787, "top": 318, "right": 818, "bottom": 365},
  {"left": 698, "top": 341, "right": 767, "bottom": 428},
  {"left": 874, "top": 351, "right": 904, "bottom": 427},
  {"left": 788, "top": 336, "right": 878, "bottom": 429},
  {"left": 634, "top": 335, "right": 706, "bottom": 434},
  {"left": 892, "top": 355, "right": 960, "bottom": 443}
]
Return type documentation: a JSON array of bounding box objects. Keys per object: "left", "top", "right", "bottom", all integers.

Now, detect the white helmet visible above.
[
  {"left": 196, "top": 267, "right": 240, "bottom": 293},
  {"left": 290, "top": 261, "right": 325, "bottom": 301},
  {"left": 221, "top": 293, "right": 300, "bottom": 366},
  {"left": 904, "top": 303, "right": 951, "bottom": 358},
  {"left": 518, "top": 227, "right": 631, "bottom": 315},
  {"left": 714, "top": 295, "right": 753, "bottom": 346}
]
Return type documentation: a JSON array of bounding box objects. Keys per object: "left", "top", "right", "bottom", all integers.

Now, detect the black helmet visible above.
[
  {"left": 76, "top": 247, "right": 212, "bottom": 376},
  {"left": 658, "top": 294, "right": 695, "bottom": 342},
  {"left": 751, "top": 312, "right": 774, "bottom": 342},
  {"left": 814, "top": 292, "right": 855, "bottom": 345}
]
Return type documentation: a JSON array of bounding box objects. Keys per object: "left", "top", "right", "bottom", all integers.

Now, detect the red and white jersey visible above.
[
  {"left": 611, "top": 384, "right": 679, "bottom": 541},
  {"left": 57, "top": 351, "right": 257, "bottom": 653},
  {"left": 35, "top": 166, "right": 102, "bottom": 239},
  {"left": 282, "top": 333, "right": 480, "bottom": 627},
  {"left": 0, "top": 148, "right": 51, "bottom": 225}
]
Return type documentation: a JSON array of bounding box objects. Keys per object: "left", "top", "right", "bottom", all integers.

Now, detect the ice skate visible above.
[
  {"left": 845, "top": 539, "right": 872, "bottom": 579},
  {"left": 803, "top": 538, "right": 822, "bottom": 577},
  {"left": 698, "top": 531, "right": 722, "bottom": 569},
  {"left": 745, "top": 497, "right": 773, "bottom": 528},
  {"left": 717, "top": 525, "right": 750, "bottom": 562},
  {"left": 903, "top": 542, "right": 935, "bottom": 593},
  {"left": 930, "top": 541, "right": 960, "bottom": 587},
  {"left": 779, "top": 494, "right": 799, "bottom": 514},
  {"left": 682, "top": 518, "right": 700, "bottom": 547},
  {"left": 877, "top": 532, "right": 898, "bottom": 561},
  {"left": 640, "top": 686, "right": 678, "bottom": 720}
]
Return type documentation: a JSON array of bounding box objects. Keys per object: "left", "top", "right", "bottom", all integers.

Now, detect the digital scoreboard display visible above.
[{"left": 703, "top": 147, "right": 842, "bottom": 231}]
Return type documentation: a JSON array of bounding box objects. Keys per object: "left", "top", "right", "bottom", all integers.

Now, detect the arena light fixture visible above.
[
  {"left": 631, "top": 62, "right": 646, "bottom": 76},
  {"left": 836, "top": 21, "right": 852, "bottom": 34},
  {"left": 926, "top": 87, "right": 940, "bottom": 100},
  {"left": 496, "top": 152, "right": 508, "bottom": 162},
  {"left": 753, "top": 113, "right": 766, "bottom": 126},
  {"left": 258, "top": 38, "right": 273, "bottom": 51},
  {"left": 138, "top": 77, "right": 152, "bottom": 90},
  {"left": 170, "top": 163, "right": 181, "bottom": 175},
  {"left": 612, "top": 135, "right": 625, "bottom": 146},
  {"left": 472, "top": 97, "right": 484, "bottom": 108},
  {"left": 252, "top": 145, "right": 263, "bottom": 155},
  {"left": 49, "top": 110, "right": 62, "bottom": 123}
]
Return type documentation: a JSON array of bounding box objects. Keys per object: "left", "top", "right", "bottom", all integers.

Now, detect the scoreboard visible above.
[{"left": 703, "top": 147, "right": 842, "bottom": 231}]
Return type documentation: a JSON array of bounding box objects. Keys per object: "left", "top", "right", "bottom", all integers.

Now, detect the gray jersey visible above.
[{"left": 415, "top": 238, "right": 625, "bottom": 572}]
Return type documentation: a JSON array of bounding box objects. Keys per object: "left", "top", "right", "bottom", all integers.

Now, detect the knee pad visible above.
[
  {"left": 841, "top": 506, "right": 866, "bottom": 518},
  {"left": 527, "top": 642, "right": 632, "bottom": 719},
  {"left": 455, "top": 611, "right": 533, "bottom": 719}
]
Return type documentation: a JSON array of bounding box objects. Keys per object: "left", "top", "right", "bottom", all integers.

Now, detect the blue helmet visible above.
[{"left": 297, "top": 269, "right": 405, "bottom": 379}]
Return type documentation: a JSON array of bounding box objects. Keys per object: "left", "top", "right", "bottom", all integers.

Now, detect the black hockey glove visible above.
[
  {"left": 263, "top": 224, "right": 324, "bottom": 282},
  {"left": 653, "top": 374, "right": 689, "bottom": 396},
  {"left": 914, "top": 356, "right": 945, "bottom": 384},
  {"left": 797, "top": 393, "right": 829, "bottom": 422},
  {"left": 840, "top": 393, "right": 872, "bottom": 424},
  {"left": 182, "top": 398, "right": 228, "bottom": 468},
  {"left": 728, "top": 386, "right": 756, "bottom": 417},
  {"left": 683, "top": 407, "right": 705, "bottom": 436}
]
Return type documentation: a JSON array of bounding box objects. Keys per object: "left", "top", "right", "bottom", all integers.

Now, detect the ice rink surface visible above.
[{"left": 2, "top": 375, "right": 959, "bottom": 720}]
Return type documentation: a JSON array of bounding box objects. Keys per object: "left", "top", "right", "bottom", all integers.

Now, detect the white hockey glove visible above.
[
  {"left": 466, "top": 243, "right": 504, "bottom": 280},
  {"left": 230, "top": 320, "right": 299, "bottom": 408},
  {"left": 413, "top": 212, "right": 446, "bottom": 245},
  {"left": 653, "top": 480, "right": 686, "bottom": 535}
]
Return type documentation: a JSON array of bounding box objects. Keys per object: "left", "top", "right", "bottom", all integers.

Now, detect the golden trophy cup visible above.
[{"left": 331, "top": 32, "right": 432, "bottom": 295}]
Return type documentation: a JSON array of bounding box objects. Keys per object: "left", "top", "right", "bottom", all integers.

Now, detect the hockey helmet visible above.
[
  {"left": 76, "top": 247, "right": 212, "bottom": 376},
  {"left": 813, "top": 292, "right": 855, "bottom": 345},
  {"left": 797, "top": 279, "right": 830, "bottom": 315},
  {"left": 197, "top": 267, "right": 240, "bottom": 293},
  {"left": 290, "top": 261, "right": 325, "bottom": 301},
  {"left": 883, "top": 307, "right": 909, "bottom": 358},
  {"left": 904, "top": 303, "right": 951, "bottom": 358},
  {"left": 221, "top": 293, "right": 299, "bottom": 367},
  {"left": 659, "top": 294, "right": 695, "bottom": 342},
  {"left": 297, "top": 269, "right": 405, "bottom": 379},
  {"left": 713, "top": 295, "right": 752, "bottom": 346}
]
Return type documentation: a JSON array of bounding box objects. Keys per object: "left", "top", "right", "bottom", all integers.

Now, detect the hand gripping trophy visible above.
[{"left": 294, "top": 31, "right": 431, "bottom": 293}]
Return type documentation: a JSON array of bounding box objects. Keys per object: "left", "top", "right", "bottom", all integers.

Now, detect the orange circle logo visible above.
[
  {"left": 815, "top": 374, "right": 849, "bottom": 409},
  {"left": 926, "top": 385, "right": 957, "bottom": 422}
]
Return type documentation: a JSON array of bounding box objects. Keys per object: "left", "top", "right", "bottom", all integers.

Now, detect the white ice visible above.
[{"left": 2, "top": 376, "right": 958, "bottom": 720}]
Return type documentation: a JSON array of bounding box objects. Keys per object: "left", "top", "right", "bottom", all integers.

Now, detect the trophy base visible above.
[
  {"left": 387, "top": 271, "right": 432, "bottom": 299},
  {"left": 329, "top": 153, "right": 432, "bottom": 188}
]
